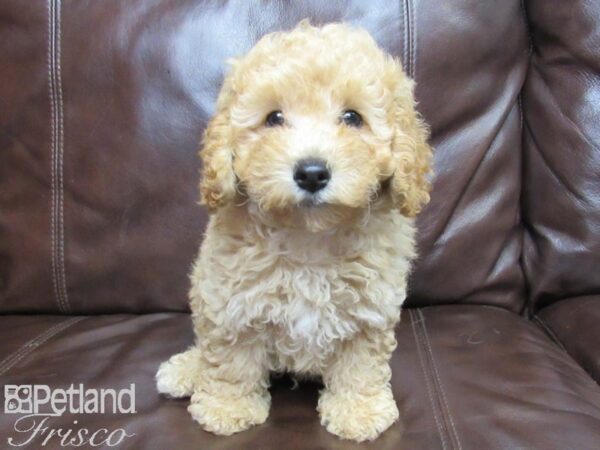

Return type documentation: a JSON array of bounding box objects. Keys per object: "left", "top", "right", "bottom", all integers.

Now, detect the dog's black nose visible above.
[{"left": 294, "top": 159, "right": 331, "bottom": 193}]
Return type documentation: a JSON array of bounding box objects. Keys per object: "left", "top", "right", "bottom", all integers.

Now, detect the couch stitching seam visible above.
[
  {"left": 47, "top": 0, "right": 70, "bottom": 313},
  {"left": 519, "top": 0, "right": 533, "bottom": 57},
  {"left": 410, "top": 0, "right": 416, "bottom": 79},
  {"left": 0, "top": 317, "right": 84, "bottom": 376},
  {"left": 0, "top": 323, "right": 63, "bottom": 375},
  {"left": 418, "top": 309, "right": 463, "bottom": 450},
  {"left": 401, "top": 0, "right": 408, "bottom": 72},
  {"left": 56, "top": 0, "right": 70, "bottom": 313},
  {"left": 518, "top": 94, "right": 524, "bottom": 134},
  {"left": 409, "top": 310, "right": 448, "bottom": 450},
  {"left": 404, "top": 0, "right": 413, "bottom": 77},
  {"left": 48, "top": 0, "right": 61, "bottom": 313}
]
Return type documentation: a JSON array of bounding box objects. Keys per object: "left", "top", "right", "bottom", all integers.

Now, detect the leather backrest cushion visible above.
[
  {"left": 0, "top": 0, "right": 528, "bottom": 313},
  {"left": 522, "top": 0, "right": 600, "bottom": 312}
]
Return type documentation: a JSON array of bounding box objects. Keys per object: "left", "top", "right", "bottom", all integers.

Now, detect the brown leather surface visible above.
[
  {"left": 406, "top": 0, "right": 528, "bottom": 311},
  {"left": 522, "top": 0, "right": 600, "bottom": 312},
  {"left": 1, "top": 306, "right": 600, "bottom": 450},
  {"left": 2, "top": 0, "right": 600, "bottom": 448},
  {"left": 1, "top": 0, "right": 528, "bottom": 314},
  {"left": 0, "top": 2, "right": 57, "bottom": 313},
  {"left": 536, "top": 296, "right": 600, "bottom": 385}
]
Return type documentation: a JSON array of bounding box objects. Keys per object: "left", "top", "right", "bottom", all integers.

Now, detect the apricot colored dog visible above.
[{"left": 157, "top": 21, "right": 432, "bottom": 442}]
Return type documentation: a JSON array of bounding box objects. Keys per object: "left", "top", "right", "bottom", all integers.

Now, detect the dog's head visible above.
[{"left": 199, "top": 21, "right": 432, "bottom": 231}]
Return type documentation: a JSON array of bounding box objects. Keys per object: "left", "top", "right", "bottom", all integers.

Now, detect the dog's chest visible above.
[
  {"left": 221, "top": 228, "right": 405, "bottom": 373},
  {"left": 232, "top": 263, "right": 364, "bottom": 373}
]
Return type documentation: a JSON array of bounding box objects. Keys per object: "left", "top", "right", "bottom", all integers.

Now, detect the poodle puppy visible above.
[{"left": 156, "top": 21, "right": 432, "bottom": 442}]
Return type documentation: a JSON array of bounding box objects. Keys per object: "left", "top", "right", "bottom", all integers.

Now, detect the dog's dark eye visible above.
[
  {"left": 341, "top": 110, "right": 363, "bottom": 128},
  {"left": 265, "top": 110, "right": 285, "bottom": 127}
]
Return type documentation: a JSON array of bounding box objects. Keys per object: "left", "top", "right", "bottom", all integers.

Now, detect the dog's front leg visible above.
[
  {"left": 318, "top": 329, "right": 399, "bottom": 442},
  {"left": 188, "top": 336, "right": 271, "bottom": 436}
]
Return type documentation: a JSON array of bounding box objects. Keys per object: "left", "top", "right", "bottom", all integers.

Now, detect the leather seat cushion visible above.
[
  {"left": 1, "top": 306, "right": 599, "bottom": 449},
  {"left": 536, "top": 296, "right": 600, "bottom": 385}
]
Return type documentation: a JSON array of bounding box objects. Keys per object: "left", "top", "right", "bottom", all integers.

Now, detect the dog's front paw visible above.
[
  {"left": 188, "top": 389, "right": 271, "bottom": 435},
  {"left": 317, "top": 387, "right": 400, "bottom": 442},
  {"left": 156, "top": 347, "right": 202, "bottom": 398}
]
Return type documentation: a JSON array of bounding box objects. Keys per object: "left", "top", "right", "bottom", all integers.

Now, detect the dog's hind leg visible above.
[{"left": 156, "top": 346, "right": 202, "bottom": 398}]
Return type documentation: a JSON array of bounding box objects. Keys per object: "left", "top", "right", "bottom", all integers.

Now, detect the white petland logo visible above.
[{"left": 4, "top": 384, "right": 136, "bottom": 447}]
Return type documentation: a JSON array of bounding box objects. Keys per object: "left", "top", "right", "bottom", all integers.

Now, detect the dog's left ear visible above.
[{"left": 388, "top": 64, "right": 433, "bottom": 218}]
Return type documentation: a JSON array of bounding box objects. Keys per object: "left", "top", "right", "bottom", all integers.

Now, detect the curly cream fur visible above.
[{"left": 157, "top": 21, "right": 432, "bottom": 442}]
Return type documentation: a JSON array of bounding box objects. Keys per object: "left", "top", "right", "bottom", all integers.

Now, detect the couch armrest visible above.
[{"left": 536, "top": 297, "right": 600, "bottom": 384}]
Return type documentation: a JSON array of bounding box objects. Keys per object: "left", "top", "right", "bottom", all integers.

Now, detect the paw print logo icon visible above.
[{"left": 4, "top": 385, "right": 33, "bottom": 414}]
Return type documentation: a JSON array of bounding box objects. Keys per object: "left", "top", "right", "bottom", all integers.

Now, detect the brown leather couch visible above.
[{"left": 1, "top": 1, "right": 600, "bottom": 449}]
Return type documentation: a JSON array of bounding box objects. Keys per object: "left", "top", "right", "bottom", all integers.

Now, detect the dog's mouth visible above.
[
  {"left": 298, "top": 194, "right": 327, "bottom": 208},
  {"left": 297, "top": 177, "right": 393, "bottom": 210}
]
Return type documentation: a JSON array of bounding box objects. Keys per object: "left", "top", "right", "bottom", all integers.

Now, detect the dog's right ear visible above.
[{"left": 199, "top": 106, "right": 236, "bottom": 211}]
